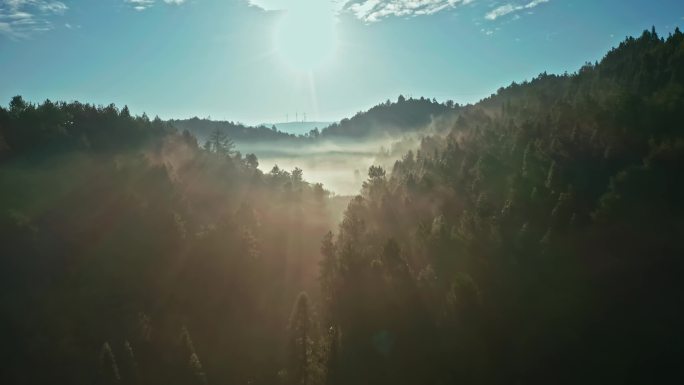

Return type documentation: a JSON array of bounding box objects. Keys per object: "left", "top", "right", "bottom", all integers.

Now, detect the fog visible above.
[
  {"left": 237, "top": 135, "right": 425, "bottom": 195},
  {"left": 234, "top": 111, "right": 460, "bottom": 195}
]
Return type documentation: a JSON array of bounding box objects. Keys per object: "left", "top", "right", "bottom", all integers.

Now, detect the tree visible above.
[
  {"left": 292, "top": 167, "right": 304, "bottom": 184},
  {"left": 179, "top": 326, "right": 207, "bottom": 385},
  {"left": 245, "top": 153, "right": 259, "bottom": 169},
  {"left": 182, "top": 129, "right": 198, "bottom": 148},
  {"left": 367, "top": 165, "right": 386, "bottom": 179},
  {"left": 324, "top": 326, "right": 340, "bottom": 385},
  {"left": 9, "top": 95, "right": 27, "bottom": 115},
  {"left": 363, "top": 166, "right": 387, "bottom": 200},
  {"left": 312, "top": 183, "right": 328, "bottom": 202},
  {"left": 119, "top": 340, "right": 139, "bottom": 385},
  {"left": 320, "top": 232, "right": 337, "bottom": 304},
  {"left": 545, "top": 160, "right": 557, "bottom": 189},
  {"left": 286, "top": 292, "right": 314, "bottom": 385},
  {"left": 381, "top": 238, "right": 401, "bottom": 269},
  {"left": 206, "top": 128, "right": 235, "bottom": 156},
  {"left": 99, "top": 342, "right": 121, "bottom": 384}
]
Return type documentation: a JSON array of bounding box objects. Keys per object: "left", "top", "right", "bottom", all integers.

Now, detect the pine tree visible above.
[
  {"left": 206, "top": 128, "right": 235, "bottom": 156},
  {"left": 324, "top": 326, "right": 340, "bottom": 385},
  {"left": 179, "top": 326, "right": 207, "bottom": 385},
  {"left": 117, "top": 340, "right": 140, "bottom": 385},
  {"left": 545, "top": 160, "right": 557, "bottom": 190},
  {"left": 287, "top": 292, "right": 314, "bottom": 385},
  {"left": 99, "top": 342, "right": 121, "bottom": 384}
]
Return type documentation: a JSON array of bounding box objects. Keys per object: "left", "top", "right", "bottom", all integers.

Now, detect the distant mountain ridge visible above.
[
  {"left": 265, "top": 121, "right": 333, "bottom": 136},
  {"left": 170, "top": 96, "right": 460, "bottom": 144},
  {"left": 321, "top": 96, "right": 459, "bottom": 138},
  {"left": 168, "top": 117, "right": 294, "bottom": 143}
]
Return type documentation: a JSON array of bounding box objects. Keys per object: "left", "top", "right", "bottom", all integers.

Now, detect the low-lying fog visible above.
[{"left": 236, "top": 136, "right": 422, "bottom": 195}]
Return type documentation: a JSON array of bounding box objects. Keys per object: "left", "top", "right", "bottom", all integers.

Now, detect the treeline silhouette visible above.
[
  {"left": 171, "top": 96, "right": 458, "bottom": 143},
  {"left": 321, "top": 96, "right": 458, "bottom": 138},
  {"left": 0, "top": 27, "right": 683, "bottom": 384},
  {"left": 170, "top": 117, "right": 298, "bottom": 142}
]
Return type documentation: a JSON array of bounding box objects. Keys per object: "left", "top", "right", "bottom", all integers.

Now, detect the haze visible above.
[{"left": 2, "top": 1, "right": 684, "bottom": 384}]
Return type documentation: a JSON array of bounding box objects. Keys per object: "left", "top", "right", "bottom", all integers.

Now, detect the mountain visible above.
[
  {"left": 319, "top": 27, "right": 684, "bottom": 384},
  {"left": 170, "top": 97, "right": 459, "bottom": 144},
  {"left": 168, "top": 117, "right": 297, "bottom": 143},
  {"left": 0, "top": 97, "right": 344, "bottom": 384},
  {"left": 319, "top": 96, "right": 459, "bottom": 138}
]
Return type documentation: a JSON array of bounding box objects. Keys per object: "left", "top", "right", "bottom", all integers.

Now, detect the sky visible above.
[{"left": 1, "top": 0, "right": 683, "bottom": 124}]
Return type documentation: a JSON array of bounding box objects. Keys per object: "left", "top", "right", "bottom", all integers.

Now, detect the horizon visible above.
[{"left": 2, "top": 1, "right": 683, "bottom": 124}]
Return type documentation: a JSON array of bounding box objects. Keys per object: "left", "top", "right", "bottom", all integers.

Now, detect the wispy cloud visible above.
[
  {"left": 485, "top": 0, "right": 548, "bottom": 21},
  {"left": 248, "top": 0, "right": 552, "bottom": 25},
  {"left": 247, "top": 0, "right": 476, "bottom": 23},
  {"left": 344, "top": 0, "right": 475, "bottom": 23},
  {"left": 125, "top": 0, "right": 155, "bottom": 11},
  {"left": 0, "top": 0, "right": 67, "bottom": 38},
  {"left": 124, "top": 0, "right": 186, "bottom": 11}
]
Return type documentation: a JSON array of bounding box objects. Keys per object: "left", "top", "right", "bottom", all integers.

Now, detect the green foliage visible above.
[
  {"left": 0, "top": 97, "right": 340, "bottom": 385},
  {"left": 285, "top": 292, "right": 316, "bottom": 385},
  {"left": 204, "top": 128, "right": 236, "bottom": 156},
  {"left": 318, "top": 28, "right": 684, "bottom": 384},
  {"left": 2, "top": 27, "right": 684, "bottom": 385},
  {"left": 99, "top": 342, "right": 121, "bottom": 384},
  {"left": 321, "top": 96, "right": 456, "bottom": 138},
  {"left": 173, "top": 96, "right": 457, "bottom": 142}
]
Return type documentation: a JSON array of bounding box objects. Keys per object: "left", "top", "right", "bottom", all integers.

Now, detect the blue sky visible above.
[{"left": 1, "top": 0, "right": 683, "bottom": 124}]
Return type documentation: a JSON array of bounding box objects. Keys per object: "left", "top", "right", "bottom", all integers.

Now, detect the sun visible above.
[{"left": 274, "top": 11, "right": 338, "bottom": 72}]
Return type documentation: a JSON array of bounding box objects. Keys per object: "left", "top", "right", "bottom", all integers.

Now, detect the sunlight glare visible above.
[{"left": 274, "top": 10, "right": 338, "bottom": 72}]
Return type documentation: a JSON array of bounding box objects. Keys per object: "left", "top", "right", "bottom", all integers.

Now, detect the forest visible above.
[
  {"left": 1, "top": 27, "right": 683, "bottom": 384},
  {"left": 170, "top": 96, "right": 458, "bottom": 143}
]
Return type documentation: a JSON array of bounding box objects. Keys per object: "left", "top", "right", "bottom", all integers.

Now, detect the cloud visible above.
[
  {"left": 36, "top": 0, "right": 66, "bottom": 13},
  {"left": 0, "top": 0, "right": 67, "bottom": 38},
  {"left": 125, "top": 0, "right": 155, "bottom": 11},
  {"left": 247, "top": 0, "right": 347, "bottom": 14},
  {"left": 344, "top": 0, "right": 475, "bottom": 23},
  {"left": 246, "top": 0, "right": 475, "bottom": 23},
  {"left": 245, "top": 0, "right": 274, "bottom": 10},
  {"left": 485, "top": 0, "right": 548, "bottom": 21},
  {"left": 124, "top": 0, "right": 186, "bottom": 11}
]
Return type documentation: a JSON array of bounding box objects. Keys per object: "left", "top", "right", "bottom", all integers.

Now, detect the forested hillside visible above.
[
  {"left": 169, "top": 117, "right": 297, "bottom": 143},
  {"left": 319, "top": 27, "right": 684, "bottom": 384},
  {"left": 172, "top": 96, "right": 458, "bottom": 144},
  {"left": 0, "top": 100, "right": 345, "bottom": 384},
  {"left": 0, "top": 27, "right": 683, "bottom": 385},
  {"left": 320, "top": 96, "right": 459, "bottom": 138}
]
